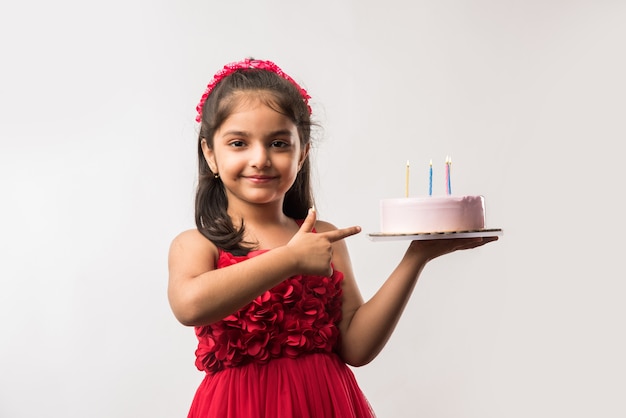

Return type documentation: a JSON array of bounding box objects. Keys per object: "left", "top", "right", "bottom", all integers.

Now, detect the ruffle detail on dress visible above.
[{"left": 194, "top": 249, "right": 343, "bottom": 374}]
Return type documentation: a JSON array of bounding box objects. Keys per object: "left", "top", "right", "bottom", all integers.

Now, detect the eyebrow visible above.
[{"left": 221, "top": 129, "right": 295, "bottom": 139}]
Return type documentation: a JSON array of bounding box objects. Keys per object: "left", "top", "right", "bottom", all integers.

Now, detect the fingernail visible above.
[{"left": 310, "top": 206, "right": 316, "bottom": 213}]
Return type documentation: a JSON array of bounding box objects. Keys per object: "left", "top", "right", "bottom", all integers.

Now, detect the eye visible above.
[
  {"left": 270, "top": 140, "right": 290, "bottom": 148},
  {"left": 228, "top": 140, "right": 246, "bottom": 148}
]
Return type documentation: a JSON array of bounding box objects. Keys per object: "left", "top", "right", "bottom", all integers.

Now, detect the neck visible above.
[
  {"left": 227, "top": 200, "right": 290, "bottom": 227},
  {"left": 227, "top": 200, "right": 301, "bottom": 250}
]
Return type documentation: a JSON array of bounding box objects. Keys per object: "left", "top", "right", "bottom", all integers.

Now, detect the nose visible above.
[{"left": 249, "top": 144, "right": 271, "bottom": 168}]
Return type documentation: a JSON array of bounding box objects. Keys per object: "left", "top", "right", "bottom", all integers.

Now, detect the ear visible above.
[
  {"left": 298, "top": 142, "right": 311, "bottom": 171},
  {"left": 200, "top": 138, "right": 218, "bottom": 174}
]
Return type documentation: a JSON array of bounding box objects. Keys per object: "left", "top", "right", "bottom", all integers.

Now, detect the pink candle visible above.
[{"left": 446, "top": 156, "right": 452, "bottom": 195}]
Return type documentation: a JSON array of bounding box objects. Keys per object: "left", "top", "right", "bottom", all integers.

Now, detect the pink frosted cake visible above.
[{"left": 379, "top": 195, "right": 485, "bottom": 234}]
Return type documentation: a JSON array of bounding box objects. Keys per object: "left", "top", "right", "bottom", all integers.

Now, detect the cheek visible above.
[{"left": 281, "top": 154, "right": 301, "bottom": 172}]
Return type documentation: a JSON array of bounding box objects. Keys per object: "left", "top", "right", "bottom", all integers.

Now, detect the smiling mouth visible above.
[{"left": 245, "top": 175, "right": 277, "bottom": 183}]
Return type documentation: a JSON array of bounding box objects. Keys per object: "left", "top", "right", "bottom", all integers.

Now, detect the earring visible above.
[{"left": 214, "top": 173, "right": 220, "bottom": 179}]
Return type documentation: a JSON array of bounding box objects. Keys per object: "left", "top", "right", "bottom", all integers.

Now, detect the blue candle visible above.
[{"left": 428, "top": 159, "right": 433, "bottom": 196}]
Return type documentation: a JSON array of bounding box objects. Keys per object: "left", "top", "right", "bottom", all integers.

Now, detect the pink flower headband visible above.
[{"left": 195, "top": 58, "right": 312, "bottom": 122}]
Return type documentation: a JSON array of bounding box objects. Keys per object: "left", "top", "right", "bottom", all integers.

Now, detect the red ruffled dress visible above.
[{"left": 188, "top": 248, "right": 375, "bottom": 418}]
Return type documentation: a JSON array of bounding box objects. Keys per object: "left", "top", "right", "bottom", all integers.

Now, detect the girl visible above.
[{"left": 168, "top": 58, "right": 497, "bottom": 418}]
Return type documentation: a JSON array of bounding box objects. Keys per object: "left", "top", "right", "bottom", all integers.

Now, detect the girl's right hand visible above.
[{"left": 286, "top": 208, "right": 361, "bottom": 277}]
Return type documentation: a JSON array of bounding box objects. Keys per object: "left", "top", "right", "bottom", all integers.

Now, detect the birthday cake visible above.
[{"left": 379, "top": 195, "right": 485, "bottom": 234}]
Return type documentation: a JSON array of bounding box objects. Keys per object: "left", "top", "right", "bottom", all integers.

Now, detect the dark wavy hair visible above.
[{"left": 195, "top": 68, "right": 314, "bottom": 254}]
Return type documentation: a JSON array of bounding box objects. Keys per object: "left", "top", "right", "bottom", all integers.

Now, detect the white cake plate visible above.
[{"left": 368, "top": 228, "right": 503, "bottom": 242}]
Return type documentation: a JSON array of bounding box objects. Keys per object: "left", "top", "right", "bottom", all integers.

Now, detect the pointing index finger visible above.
[{"left": 323, "top": 226, "right": 362, "bottom": 243}]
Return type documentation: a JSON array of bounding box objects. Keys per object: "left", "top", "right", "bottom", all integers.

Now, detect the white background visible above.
[{"left": 1, "top": 1, "right": 625, "bottom": 417}]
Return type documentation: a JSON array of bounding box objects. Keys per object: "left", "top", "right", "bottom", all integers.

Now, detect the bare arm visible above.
[
  {"left": 167, "top": 209, "right": 361, "bottom": 326},
  {"left": 330, "top": 229, "right": 498, "bottom": 367},
  {"left": 168, "top": 230, "right": 297, "bottom": 326}
]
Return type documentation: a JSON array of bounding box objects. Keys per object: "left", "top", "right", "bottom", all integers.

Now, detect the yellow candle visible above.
[{"left": 405, "top": 160, "right": 410, "bottom": 197}]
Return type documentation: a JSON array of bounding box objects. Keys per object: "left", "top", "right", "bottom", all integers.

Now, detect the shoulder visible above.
[
  {"left": 169, "top": 229, "right": 219, "bottom": 263},
  {"left": 313, "top": 219, "right": 338, "bottom": 233}
]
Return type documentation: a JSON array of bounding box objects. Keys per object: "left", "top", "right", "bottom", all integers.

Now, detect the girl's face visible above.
[{"left": 202, "top": 98, "right": 308, "bottom": 213}]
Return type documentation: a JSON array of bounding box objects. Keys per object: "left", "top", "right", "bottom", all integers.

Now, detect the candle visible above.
[
  {"left": 428, "top": 159, "right": 433, "bottom": 196},
  {"left": 445, "top": 156, "right": 452, "bottom": 195},
  {"left": 405, "top": 160, "right": 410, "bottom": 197},
  {"left": 448, "top": 157, "right": 452, "bottom": 194}
]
